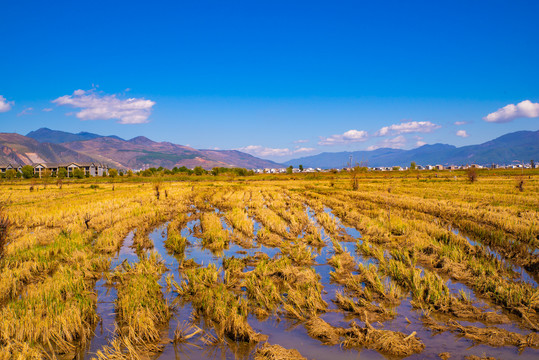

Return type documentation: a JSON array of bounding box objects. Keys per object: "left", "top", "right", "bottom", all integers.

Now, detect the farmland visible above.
[{"left": 0, "top": 171, "right": 538, "bottom": 359}]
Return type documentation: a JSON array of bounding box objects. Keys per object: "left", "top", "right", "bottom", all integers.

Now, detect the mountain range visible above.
[
  {"left": 1, "top": 128, "right": 537, "bottom": 170},
  {"left": 285, "top": 130, "right": 539, "bottom": 168},
  {"left": 1, "top": 128, "right": 281, "bottom": 169}
]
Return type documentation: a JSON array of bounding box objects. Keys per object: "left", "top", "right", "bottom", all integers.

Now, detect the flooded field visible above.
[{"left": 0, "top": 175, "right": 538, "bottom": 359}]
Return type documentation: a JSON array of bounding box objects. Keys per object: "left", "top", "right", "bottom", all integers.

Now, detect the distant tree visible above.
[
  {"left": 211, "top": 167, "right": 220, "bottom": 176},
  {"left": 531, "top": 160, "right": 535, "bottom": 169},
  {"left": 21, "top": 165, "right": 35, "bottom": 179},
  {"left": 410, "top": 161, "right": 417, "bottom": 170},
  {"left": 392, "top": 166, "right": 401, "bottom": 171},
  {"left": 193, "top": 166, "right": 205, "bottom": 176},
  {"left": 57, "top": 168, "right": 67, "bottom": 179},
  {"left": 299, "top": 165, "right": 304, "bottom": 172},
  {"left": 286, "top": 165, "right": 293, "bottom": 174},
  {"left": 350, "top": 165, "right": 363, "bottom": 190},
  {"left": 108, "top": 169, "right": 118, "bottom": 178},
  {"left": 466, "top": 167, "right": 477, "bottom": 183},
  {"left": 127, "top": 170, "right": 134, "bottom": 177},
  {"left": 5, "top": 169, "right": 16, "bottom": 180},
  {"left": 72, "top": 168, "right": 85, "bottom": 179}
]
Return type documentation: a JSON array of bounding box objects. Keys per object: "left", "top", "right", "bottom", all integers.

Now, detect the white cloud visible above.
[
  {"left": 42, "top": 108, "right": 53, "bottom": 112},
  {"left": 366, "top": 135, "right": 407, "bottom": 151},
  {"left": 415, "top": 140, "right": 426, "bottom": 147},
  {"left": 456, "top": 130, "right": 469, "bottom": 138},
  {"left": 483, "top": 100, "right": 539, "bottom": 123},
  {"left": 454, "top": 121, "right": 467, "bottom": 125},
  {"left": 0, "top": 95, "right": 14, "bottom": 113},
  {"left": 237, "top": 145, "right": 316, "bottom": 157},
  {"left": 17, "top": 107, "right": 34, "bottom": 116},
  {"left": 375, "top": 121, "right": 441, "bottom": 136},
  {"left": 52, "top": 89, "right": 155, "bottom": 124},
  {"left": 318, "top": 129, "right": 368, "bottom": 146},
  {"left": 294, "top": 147, "right": 316, "bottom": 153},
  {"left": 294, "top": 139, "right": 309, "bottom": 144}
]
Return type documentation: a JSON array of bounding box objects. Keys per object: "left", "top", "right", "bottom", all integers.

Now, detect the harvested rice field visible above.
[{"left": 0, "top": 172, "right": 538, "bottom": 359}]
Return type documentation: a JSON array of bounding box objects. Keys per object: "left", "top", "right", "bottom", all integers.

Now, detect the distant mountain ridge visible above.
[
  {"left": 285, "top": 130, "right": 539, "bottom": 168},
  {"left": 27, "top": 128, "right": 123, "bottom": 143},
  {"left": 2, "top": 128, "right": 282, "bottom": 170}
]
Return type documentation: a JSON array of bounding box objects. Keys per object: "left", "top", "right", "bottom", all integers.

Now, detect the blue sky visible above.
[{"left": 1, "top": 0, "right": 538, "bottom": 161}]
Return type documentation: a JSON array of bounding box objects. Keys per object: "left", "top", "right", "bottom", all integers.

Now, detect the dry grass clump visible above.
[
  {"left": 303, "top": 316, "right": 424, "bottom": 357},
  {"left": 0, "top": 340, "right": 49, "bottom": 359},
  {"left": 94, "top": 336, "right": 144, "bottom": 360},
  {"left": 465, "top": 355, "right": 499, "bottom": 360},
  {"left": 243, "top": 256, "right": 327, "bottom": 320},
  {"left": 305, "top": 317, "right": 341, "bottom": 345},
  {"left": 252, "top": 207, "right": 289, "bottom": 238},
  {"left": 422, "top": 314, "right": 539, "bottom": 350},
  {"left": 281, "top": 242, "right": 315, "bottom": 266},
  {"left": 333, "top": 292, "right": 395, "bottom": 322},
  {"left": 257, "top": 227, "right": 283, "bottom": 247},
  {"left": 112, "top": 252, "right": 170, "bottom": 347},
  {"left": 200, "top": 212, "right": 230, "bottom": 251},
  {"left": 316, "top": 212, "right": 338, "bottom": 234},
  {"left": 341, "top": 320, "right": 425, "bottom": 357},
  {"left": 254, "top": 343, "right": 306, "bottom": 360},
  {"left": 327, "top": 250, "right": 356, "bottom": 272},
  {"left": 176, "top": 264, "right": 266, "bottom": 343},
  {"left": 302, "top": 221, "right": 324, "bottom": 246},
  {"left": 165, "top": 219, "right": 188, "bottom": 256},
  {"left": 225, "top": 207, "right": 254, "bottom": 236},
  {"left": 0, "top": 265, "right": 98, "bottom": 354}
]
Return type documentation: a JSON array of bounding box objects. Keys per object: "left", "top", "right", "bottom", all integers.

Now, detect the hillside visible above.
[
  {"left": 0, "top": 133, "right": 98, "bottom": 165},
  {"left": 285, "top": 130, "right": 539, "bottom": 168},
  {"left": 60, "top": 136, "right": 282, "bottom": 169},
  {"left": 3, "top": 129, "right": 282, "bottom": 170}
]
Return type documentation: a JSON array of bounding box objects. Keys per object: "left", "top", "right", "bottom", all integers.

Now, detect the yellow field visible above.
[{"left": 0, "top": 172, "right": 537, "bottom": 359}]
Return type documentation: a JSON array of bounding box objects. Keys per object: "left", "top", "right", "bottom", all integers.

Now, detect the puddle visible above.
[
  {"left": 452, "top": 228, "right": 539, "bottom": 287},
  {"left": 85, "top": 231, "right": 138, "bottom": 359},
  {"left": 83, "top": 205, "right": 539, "bottom": 360}
]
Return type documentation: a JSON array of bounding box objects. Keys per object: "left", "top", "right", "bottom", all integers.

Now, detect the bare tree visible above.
[{"left": 466, "top": 167, "right": 477, "bottom": 183}]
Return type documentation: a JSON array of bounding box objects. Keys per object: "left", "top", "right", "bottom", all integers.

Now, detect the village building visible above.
[{"left": 0, "top": 162, "right": 109, "bottom": 178}]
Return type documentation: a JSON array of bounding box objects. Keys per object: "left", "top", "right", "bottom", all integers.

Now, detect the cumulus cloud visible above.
[
  {"left": 375, "top": 121, "right": 440, "bottom": 136},
  {"left": 237, "top": 145, "right": 315, "bottom": 157},
  {"left": 456, "top": 130, "right": 469, "bottom": 138},
  {"left": 483, "top": 100, "right": 539, "bottom": 123},
  {"left": 366, "top": 135, "right": 407, "bottom": 151},
  {"left": 318, "top": 129, "right": 368, "bottom": 146},
  {"left": 0, "top": 95, "right": 14, "bottom": 113},
  {"left": 415, "top": 140, "right": 426, "bottom": 147},
  {"left": 454, "top": 121, "right": 467, "bottom": 125},
  {"left": 42, "top": 108, "right": 53, "bottom": 112},
  {"left": 294, "top": 139, "right": 309, "bottom": 144},
  {"left": 52, "top": 89, "right": 155, "bottom": 124}
]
